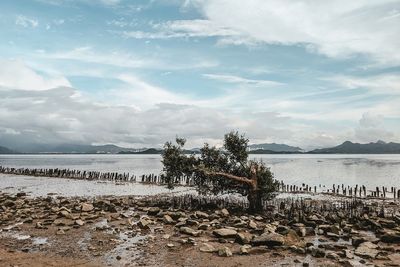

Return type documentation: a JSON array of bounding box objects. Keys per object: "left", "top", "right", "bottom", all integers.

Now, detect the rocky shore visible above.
[{"left": 0, "top": 191, "right": 399, "bottom": 266}]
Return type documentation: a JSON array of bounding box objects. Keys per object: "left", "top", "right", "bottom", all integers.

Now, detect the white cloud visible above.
[
  {"left": 355, "top": 112, "right": 395, "bottom": 142},
  {"left": 325, "top": 73, "right": 400, "bottom": 94},
  {"left": 0, "top": 59, "right": 71, "bottom": 90},
  {"left": 15, "top": 15, "right": 39, "bottom": 28},
  {"left": 44, "top": 46, "right": 219, "bottom": 70},
  {"left": 158, "top": 0, "right": 400, "bottom": 65},
  {"left": 203, "top": 73, "right": 283, "bottom": 87}
]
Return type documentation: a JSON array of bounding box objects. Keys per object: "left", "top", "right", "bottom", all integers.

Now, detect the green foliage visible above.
[{"left": 162, "top": 131, "right": 278, "bottom": 205}]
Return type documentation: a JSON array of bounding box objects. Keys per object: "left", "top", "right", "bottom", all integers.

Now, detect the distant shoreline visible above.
[{"left": 1, "top": 152, "right": 400, "bottom": 155}]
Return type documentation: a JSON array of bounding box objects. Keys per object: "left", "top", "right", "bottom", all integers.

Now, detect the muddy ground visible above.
[{"left": 1, "top": 191, "right": 400, "bottom": 267}]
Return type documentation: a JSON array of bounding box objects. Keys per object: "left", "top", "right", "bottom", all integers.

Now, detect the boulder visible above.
[
  {"left": 163, "top": 214, "right": 174, "bottom": 224},
  {"left": 195, "top": 211, "right": 209, "bottom": 219},
  {"left": 218, "top": 247, "right": 232, "bottom": 257},
  {"left": 180, "top": 227, "right": 201, "bottom": 237},
  {"left": 248, "top": 220, "right": 257, "bottom": 229},
  {"left": 75, "top": 219, "right": 85, "bottom": 226},
  {"left": 138, "top": 219, "right": 150, "bottom": 229},
  {"left": 354, "top": 242, "right": 378, "bottom": 259},
  {"left": 81, "top": 203, "right": 94, "bottom": 212},
  {"left": 252, "top": 232, "right": 285, "bottom": 247},
  {"left": 213, "top": 228, "right": 238, "bottom": 238},
  {"left": 240, "top": 245, "right": 250, "bottom": 255},
  {"left": 220, "top": 208, "right": 229, "bottom": 217},
  {"left": 147, "top": 207, "right": 161, "bottom": 216},
  {"left": 378, "top": 219, "right": 396, "bottom": 229},
  {"left": 199, "top": 243, "right": 216, "bottom": 253},
  {"left": 380, "top": 232, "right": 400, "bottom": 243},
  {"left": 236, "top": 232, "right": 252, "bottom": 244}
]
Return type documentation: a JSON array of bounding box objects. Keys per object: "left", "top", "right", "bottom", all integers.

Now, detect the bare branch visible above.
[{"left": 203, "top": 170, "right": 253, "bottom": 186}]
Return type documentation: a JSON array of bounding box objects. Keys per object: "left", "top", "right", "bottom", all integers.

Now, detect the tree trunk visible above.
[
  {"left": 247, "top": 166, "right": 262, "bottom": 213},
  {"left": 248, "top": 188, "right": 263, "bottom": 213}
]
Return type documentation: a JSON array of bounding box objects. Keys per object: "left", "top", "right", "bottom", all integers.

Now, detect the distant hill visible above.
[
  {"left": 119, "top": 148, "right": 198, "bottom": 154},
  {"left": 0, "top": 145, "right": 14, "bottom": 154},
  {"left": 119, "top": 148, "right": 162, "bottom": 154},
  {"left": 8, "top": 143, "right": 136, "bottom": 154},
  {"left": 309, "top": 140, "right": 400, "bottom": 154},
  {"left": 248, "top": 149, "right": 301, "bottom": 154},
  {"left": 249, "top": 143, "right": 303, "bottom": 152}
]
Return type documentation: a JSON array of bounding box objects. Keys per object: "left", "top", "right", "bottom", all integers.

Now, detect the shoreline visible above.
[{"left": 1, "top": 189, "right": 399, "bottom": 267}]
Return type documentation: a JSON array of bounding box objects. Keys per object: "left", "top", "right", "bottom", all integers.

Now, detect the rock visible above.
[
  {"left": 53, "top": 219, "right": 68, "bottom": 226},
  {"left": 138, "top": 219, "right": 150, "bottom": 229},
  {"left": 344, "top": 249, "right": 354, "bottom": 259},
  {"left": 56, "top": 229, "right": 65, "bottom": 235},
  {"left": 327, "top": 232, "right": 340, "bottom": 241},
  {"left": 163, "top": 214, "right": 174, "bottom": 224},
  {"left": 16, "top": 192, "right": 27, "bottom": 197},
  {"left": 276, "top": 225, "right": 290, "bottom": 235},
  {"left": 180, "top": 227, "right": 201, "bottom": 237},
  {"left": 380, "top": 232, "right": 400, "bottom": 243},
  {"left": 175, "top": 221, "right": 186, "bottom": 228},
  {"left": 198, "top": 223, "right": 209, "bottom": 230},
  {"left": 199, "top": 243, "right": 216, "bottom": 253},
  {"left": 75, "top": 219, "right": 85, "bottom": 226},
  {"left": 284, "top": 229, "right": 302, "bottom": 247},
  {"left": 220, "top": 208, "right": 229, "bottom": 217},
  {"left": 213, "top": 228, "right": 238, "bottom": 238},
  {"left": 252, "top": 232, "right": 285, "bottom": 247},
  {"left": 326, "top": 252, "right": 340, "bottom": 260},
  {"left": 330, "top": 225, "right": 341, "bottom": 235},
  {"left": 378, "top": 219, "right": 396, "bottom": 229},
  {"left": 195, "top": 211, "right": 209, "bottom": 219},
  {"left": 240, "top": 245, "right": 251, "bottom": 255},
  {"left": 81, "top": 203, "right": 94, "bottom": 212},
  {"left": 162, "top": 234, "right": 170, "bottom": 240},
  {"left": 218, "top": 247, "right": 232, "bottom": 257},
  {"left": 311, "top": 247, "right": 326, "bottom": 258},
  {"left": 355, "top": 241, "right": 378, "bottom": 259},
  {"left": 166, "top": 243, "right": 175, "bottom": 248},
  {"left": 116, "top": 255, "right": 122, "bottom": 260},
  {"left": 236, "top": 232, "right": 252, "bottom": 244},
  {"left": 248, "top": 220, "right": 257, "bottom": 229},
  {"left": 264, "top": 223, "right": 277, "bottom": 233},
  {"left": 147, "top": 207, "right": 160, "bottom": 216},
  {"left": 186, "top": 219, "right": 199, "bottom": 226}
]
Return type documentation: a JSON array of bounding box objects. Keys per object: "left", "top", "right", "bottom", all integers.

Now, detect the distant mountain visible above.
[
  {"left": 119, "top": 148, "right": 198, "bottom": 154},
  {"left": 9, "top": 143, "right": 136, "bottom": 154},
  {"left": 119, "top": 148, "right": 162, "bottom": 154},
  {"left": 309, "top": 140, "right": 400, "bottom": 154},
  {"left": 249, "top": 143, "right": 303, "bottom": 152},
  {"left": 248, "top": 149, "right": 301, "bottom": 154},
  {"left": 0, "top": 145, "right": 15, "bottom": 154}
]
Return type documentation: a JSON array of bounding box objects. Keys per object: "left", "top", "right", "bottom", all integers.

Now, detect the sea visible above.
[{"left": 1, "top": 154, "right": 399, "bottom": 197}]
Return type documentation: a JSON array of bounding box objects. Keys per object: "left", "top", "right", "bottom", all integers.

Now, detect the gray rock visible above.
[
  {"left": 380, "top": 232, "right": 400, "bottom": 243},
  {"left": 236, "top": 232, "right": 252, "bottom": 244},
  {"left": 163, "top": 214, "right": 174, "bottom": 224},
  {"left": 199, "top": 243, "right": 216, "bottom": 253},
  {"left": 81, "top": 203, "right": 94, "bottom": 212},
  {"left": 147, "top": 207, "right": 160, "bottom": 216},
  {"left": 195, "top": 211, "right": 209, "bottom": 219},
  {"left": 252, "top": 232, "right": 285, "bottom": 247},
  {"left": 355, "top": 241, "right": 378, "bottom": 259},
  {"left": 180, "top": 227, "right": 201, "bottom": 237},
  {"left": 138, "top": 219, "right": 150, "bottom": 229},
  {"left": 220, "top": 208, "right": 229, "bottom": 217},
  {"left": 218, "top": 246, "right": 232, "bottom": 257},
  {"left": 213, "top": 228, "right": 238, "bottom": 238}
]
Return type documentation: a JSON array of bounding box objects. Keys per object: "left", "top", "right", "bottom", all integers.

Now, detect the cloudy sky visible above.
[{"left": 0, "top": 0, "right": 399, "bottom": 149}]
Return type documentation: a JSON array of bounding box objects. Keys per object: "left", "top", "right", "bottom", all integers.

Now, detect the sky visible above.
[{"left": 0, "top": 0, "right": 399, "bottom": 150}]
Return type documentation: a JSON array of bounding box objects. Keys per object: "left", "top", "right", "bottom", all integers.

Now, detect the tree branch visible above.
[{"left": 204, "top": 170, "right": 253, "bottom": 186}]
